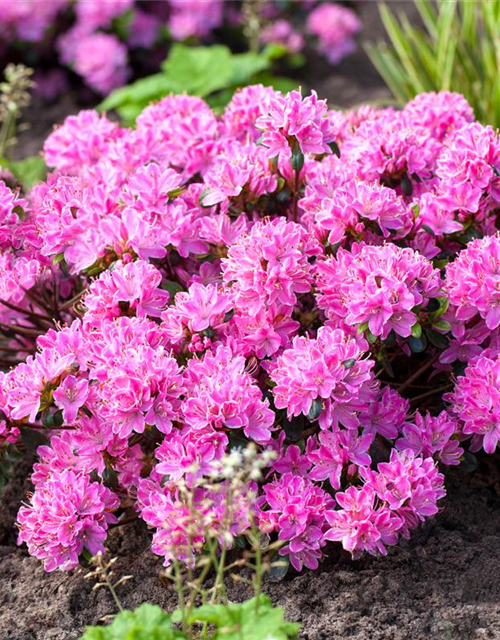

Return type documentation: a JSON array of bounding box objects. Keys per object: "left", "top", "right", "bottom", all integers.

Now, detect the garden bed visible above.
[
  {"left": 1, "top": 459, "right": 499, "bottom": 640},
  {"left": 3, "top": 3, "right": 500, "bottom": 640}
]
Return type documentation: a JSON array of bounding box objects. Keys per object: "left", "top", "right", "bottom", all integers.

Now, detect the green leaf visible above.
[
  {"left": 282, "top": 414, "right": 305, "bottom": 441},
  {"left": 160, "top": 281, "right": 184, "bottom": 297},
  {"left": 425, "top": 328, "right": 450, "bottom": 349},
  {"left": 410, "top": 323, "right": 422, "bottom": 339},
  {"left": 290, "top": 142, "right": 304, "bottom": 172},
  {"left": 0, "top": 156, "right": 47, "bottom": 190},
  {"left": 228, "top": 51, "right": 271, "bottom": 86},
  {"left": 161, "top": 44, "right": 234, "bottom": 97},
  {"left": 307, "top": 398, "right": 323, "bottom": 421},
  {"left": 433, "top": 319, "right": 451, "bottom": 332},
  {"left": 20, "top": 426, "right": 49, "bottom": 452},
  {"left": 188, "top": 596, "right": 300, "bottom": 640},
  {"left": 357, "top": 321, "right": 369, "bottom": 334},
  {"left": 328, "top": 141, "right": 341, "bottom": 158},
  {"left": 98, "top": 74, "right": 173, "bottom": 113},
  {"left": 409, "top": 334, "right": 427, "bottom": 353},
  {"left": 79, "top": 604, "right": 182, "bottom": 640},
  {"left": 342, "top": 358, "right": 356, "bottom": 369}
]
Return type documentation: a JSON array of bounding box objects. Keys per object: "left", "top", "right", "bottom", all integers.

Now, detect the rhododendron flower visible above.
[
  {"left": 325, "top": 485, "right": 401, "bottom": 557},
  {"left": 313, "top": 178, "right": 412, "bottom": 243},
  {"left": 84, "top": 260, "right": 169, "bottom": 325},
  {"left": 167, "top": 0, "right": 223, "bottom": 40},
  {"left": 446, "top": 234, "right": 500, "bottom": 330},
  {"left": 53, "top": 375, "right": 89, "bottom": 424},
  {"left": 258, "top": 472, "right": 336, "bottom": 571},
  {"left": 161, "top": 282, "right": 232, "bottom": 345},
  {"left": 183, "top": 346, "right": 274, "bottom": 443},
  {"left": 360, "top": 450, "right": 446, "bottom": 536},
  {"left": 446, "top": 353, "right": 500, "bottom": 454},
  {"left": 8, "top": 86, "right": 500, "bottom": 577},
  {"left": 307, "top": 3, "right": 361, "bottom": 65},
  {"left": 222, "top": 217, "right": 320, "bottom": 315},
  {"left": 396, "top": 411, "right": 463, "bottom": 465},
  {"left": 256, "top": 89, "right": 335, "bottom": 159},
  {"left": 316, "top": 243, "right": 442, "bottom": 339},
  {"left": 43, "top": 110, "right": 121, "bottom": 174},
  {"left": 360, "top": 386, "right": 409, "bottom": 440},
  {"left": 59, "top": 30, "right": 129, "bottom": 95},
  {"left": 273, "top": 444, "right": 312, "bottom": 477},
  {"left": 271, "top": 326, "right": 375, "bottom": 429},
  {"left": 260, "top": 20, "right": 304, "bottom": 54},
  {"left": 17, "top": 470, "right": 119, "bottom": 572}
]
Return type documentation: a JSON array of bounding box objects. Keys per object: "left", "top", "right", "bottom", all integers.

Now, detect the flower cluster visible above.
[
  {"left": 3, "top": 87, "right": 500, "bottom": 575},
  {"left": 445, "top": 353, "right": 500, "bottom": 454},
  {"left": 327, "top": 450, "right": 446, "bottom": 557},
  {"left": 17, "top": 470, "right": 119, "bottom": 572}
]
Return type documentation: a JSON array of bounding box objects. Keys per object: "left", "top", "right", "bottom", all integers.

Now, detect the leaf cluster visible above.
[
  {"left": 98, "top": 44, "right": 298, "bottom": 126},
  {"left": 80, "top": 597, "right": 300, "bottom": 640},
  {"left": 366, "top": 0, "right": 500, "bottom": 127}
]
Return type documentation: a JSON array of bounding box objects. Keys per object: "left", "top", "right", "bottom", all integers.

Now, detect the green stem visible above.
[
  {"left": 172, "top": 558, "right": 187, "bottom": 632},
  {"left": 0, "top": 110, "right": 15, "bottom": 158}
]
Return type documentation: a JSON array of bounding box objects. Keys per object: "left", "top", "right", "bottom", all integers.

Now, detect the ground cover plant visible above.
[
  {"left": 1, "top": 84, "right": 500, "bottom": 595},
  {"left": 0, "top": 0, "right": 361, "bottom": 99}
]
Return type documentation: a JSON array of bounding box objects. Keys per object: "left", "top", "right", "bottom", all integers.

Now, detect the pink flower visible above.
[
  {"left": 307, "top": 3, "right": 361, "bottom": 65},
  {"left": 256, "top": 90, "right": 335, "bottom": 159},
  {"left": 17, "top": 470, "right": 119, "bottom": 572},
  {"left": 273, "top": 444, "right": 312, "bottom": 476},
  {"left": 182, "top": 346, "right": 274, "bottom": 444},
  {"left": 260, "top": 19, "right": 304, "bottom": 54},
  {"left": 325, "top": 485, "right": 401, "bottom": 557},
  {"left": 84, "top": 260, "right": 170, "bottom": 326},
  {"left": 43, "top": 110, "right": 120, "bottom": 174},
  {"left": 396, "top": 411, "right": 463, "bottom": 466},
  {"left": 446, "top": 353, "right": 500, "bottom": 454},
  {"left": 271, "top": 326, "right": 375, "bottom": 429},
  {"left": 53, "top": 375, "right": 89, "bottom": 425},
  {"left": 59, "top": 30, "right": 129, "bottom": 95},
  {"left": 316, "top": 243, "right": 442, "bottom": 339},
  {"left": 167, "top": 0, "right": 223, "bottom": 40},
  {"left": 446, "top": 234, "right": 500, "bottom": 330},
  {"left": 258, "top": 472, "right": 336, "bottom": 571}
]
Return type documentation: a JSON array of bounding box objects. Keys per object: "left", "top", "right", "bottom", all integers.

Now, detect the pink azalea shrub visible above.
[
  {"left": 0, "top": 0, "right": 361, "bottom": 97},
  {"left": 2, "top": 87, "right": 500, "bottom": 575}
]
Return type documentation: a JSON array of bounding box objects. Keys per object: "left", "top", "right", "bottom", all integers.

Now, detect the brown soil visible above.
[
  {"left": 1, "top": 459, "right": 500, "bottom": 640},
  {"left": 5, "top": 3, "right": 500, "bottom": 639}
]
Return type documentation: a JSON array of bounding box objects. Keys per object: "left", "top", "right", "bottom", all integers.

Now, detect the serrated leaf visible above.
[
  {"left": 161, "top": 44, "right": 234, "bottom": 97},
  {"left": 79, "top": 604, "right": 181, "bottom": 640},
  {"left": 188, "top": 596, "right": 300, "bottom": 640}
]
